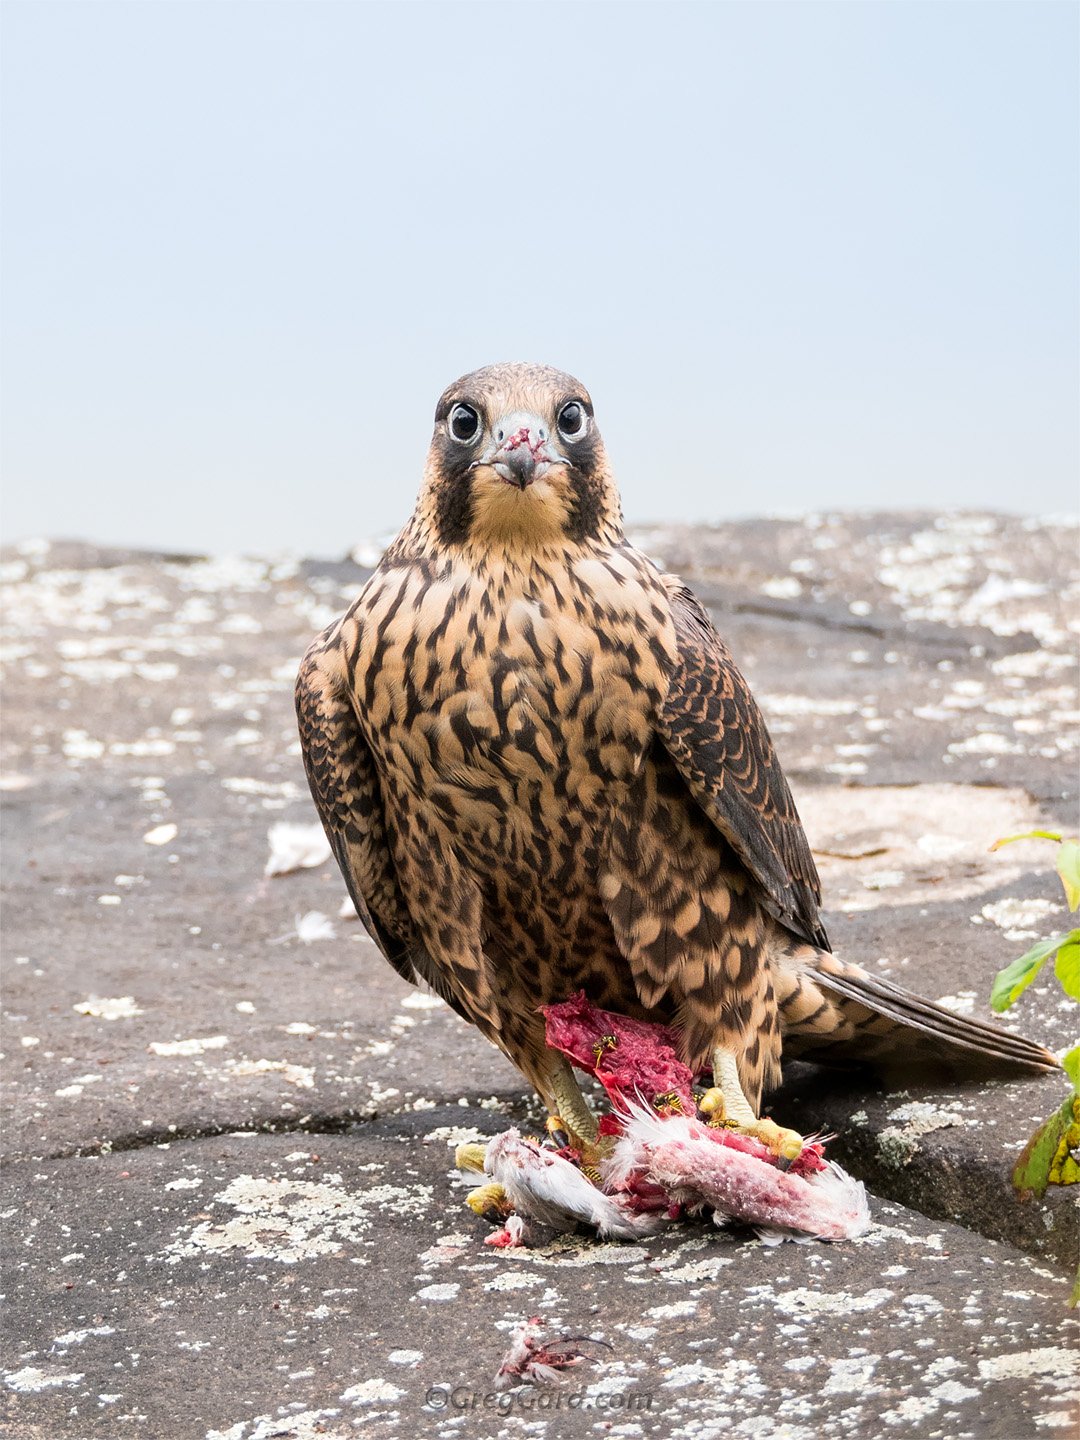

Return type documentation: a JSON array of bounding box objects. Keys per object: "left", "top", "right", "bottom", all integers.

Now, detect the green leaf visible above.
[
  {"left": 1057, "top": 840, "right": 1080, "bottom": 911},
  {"left": 1070, "top": 1267, "right": 1080, "bottom": 1309},
  {"left": 1055, "top": 940, "right": 1080, "bottom": 1004},
  {"left": 990, "top": 933, "right": 1067, "bottom": 1012},
  {"left": 990, "top": 830, "right": 1062, "bottom": 851},
  {"left": 1012, "top": 1094, "right": 1078, "bottom": 1198},
  {"left": 1063, "top": 1045, "right": 1080, "bottom": 1096}
]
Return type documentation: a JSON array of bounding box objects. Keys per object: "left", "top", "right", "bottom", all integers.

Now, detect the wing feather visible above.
[
  {"left": 295, "top": 639, "right": 420, "bottom": 983},
  {"left": 655, "top": 582, "right": 828, "bottom": 951}
]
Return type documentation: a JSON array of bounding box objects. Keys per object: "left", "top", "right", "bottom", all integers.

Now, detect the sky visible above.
[{"left": 2, "top": 0, "right": 1077, "bottom": 558}]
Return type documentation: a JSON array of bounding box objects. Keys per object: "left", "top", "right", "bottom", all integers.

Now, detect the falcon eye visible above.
[
  {"left": 448, "top": 403, "right": 481, "bottom": 444},
  {"left": 557, "top": 400, "right": 588, "bottom": 441}
]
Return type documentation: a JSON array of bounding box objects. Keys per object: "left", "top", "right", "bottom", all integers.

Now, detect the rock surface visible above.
[{"left": 2, "top": 513, "right": 1078, "bottom": 1437}]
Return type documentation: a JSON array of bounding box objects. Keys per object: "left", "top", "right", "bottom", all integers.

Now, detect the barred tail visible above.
[{"left": 772, "top": 943, "right": 1059, "bottom": 1077}]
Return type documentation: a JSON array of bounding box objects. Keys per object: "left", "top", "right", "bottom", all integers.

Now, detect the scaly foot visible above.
[
  {"left": 546, "top": 1053, "right": 599, "bottom": 1147},
  {"left": 702, "top": 1048, "right": 805, "bottom": 1166}
]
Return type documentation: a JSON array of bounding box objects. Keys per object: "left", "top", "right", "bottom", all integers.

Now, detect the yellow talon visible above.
[
  {"left": 698, "top": 1086, "right": 804, "bottom": 1163},
  {"left": 698, "top": 1087, "right": 729, "bottom": 1126},
  {"left": 465, "top": 1182, "right": 512, "bottom": 1220},
  {"left": 545, "top": 1116, "right": 571, "bottom": 1149},
  {"left": 753, "top": 1117, "right": 805, "bottom": 1164}
]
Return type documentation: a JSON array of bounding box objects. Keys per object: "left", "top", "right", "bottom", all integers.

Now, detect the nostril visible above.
[{"left": 496, "top": 429, "right": 504, "bottom": 442}]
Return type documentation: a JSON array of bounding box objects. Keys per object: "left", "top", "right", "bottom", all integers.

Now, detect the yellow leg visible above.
[
  {"left": 546, "top": 1052, "right": 599, "bottom": 1146},
  {"left": 701, "top": 1047, "right": 804, "bottom": 1165}
]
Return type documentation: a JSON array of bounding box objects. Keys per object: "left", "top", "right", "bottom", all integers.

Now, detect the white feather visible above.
[
  {"left": 264, "top": 822, "right": 332, "bottom": 877},
  {"left": 484, "top": 1129, "right": 663, "bottom": 1241},
  {"left": 606, "top": 1099, "right": 870, "bottom": 1243}
]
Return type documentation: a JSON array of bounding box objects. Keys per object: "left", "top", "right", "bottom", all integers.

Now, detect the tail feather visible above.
[{"left": 773, "top": 944, "right": 1059, "bottom": 1078}]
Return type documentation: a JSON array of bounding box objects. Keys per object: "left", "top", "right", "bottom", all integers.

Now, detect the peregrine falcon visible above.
[{"left": 296, "top": 362, "right": 1055, "bottom": 1155}]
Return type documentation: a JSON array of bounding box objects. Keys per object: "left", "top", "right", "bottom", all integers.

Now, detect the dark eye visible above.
[
  {"left": 448, "top": 403, "right": 481, "bottom": 444},
  {"left": 557, "top": 400, "right": 588, "bottom": 441}
]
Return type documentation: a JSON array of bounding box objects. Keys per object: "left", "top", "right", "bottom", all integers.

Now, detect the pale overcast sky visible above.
[{"left": 2, "top": 1, "right": 1077, "bottom": 557}]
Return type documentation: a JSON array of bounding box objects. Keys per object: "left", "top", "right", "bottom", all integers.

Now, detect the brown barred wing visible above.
[
  {"left": 655, "top": 583, "right": 828, "bottom": 952},
  {"left": 295, "top": 640, "right": 421, "bottom": 985}
]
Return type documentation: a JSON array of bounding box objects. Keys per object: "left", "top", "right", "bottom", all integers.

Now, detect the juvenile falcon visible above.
[{"left": 296, "top": 362, "right": 1055, "bottom": 1157}]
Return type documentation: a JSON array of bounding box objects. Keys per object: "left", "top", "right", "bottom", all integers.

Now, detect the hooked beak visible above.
[{"left": 472, "top": 410, "right": 566, "bottom": 490}]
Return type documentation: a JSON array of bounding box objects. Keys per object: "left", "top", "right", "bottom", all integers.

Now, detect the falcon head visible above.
[{"left": 420, "top": 362, "right": 622, "bottom": 549}]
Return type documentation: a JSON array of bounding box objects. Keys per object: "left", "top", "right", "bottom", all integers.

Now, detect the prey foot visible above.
[{"left": 465, "top": 1182, "right": 512, "bottom": 1221}]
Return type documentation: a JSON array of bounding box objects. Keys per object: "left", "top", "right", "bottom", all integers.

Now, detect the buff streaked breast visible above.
[{"left": 296, "top": 361, "right": 1057, "bottom": 1159}]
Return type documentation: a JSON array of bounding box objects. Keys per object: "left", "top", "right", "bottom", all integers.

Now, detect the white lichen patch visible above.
[
  {"left": 4, "top": 1366, "right": 85, "bottom": 1392},
  {"left": 876, "top": 1100, "right": 971, "bottom": 1169},
  {"left": 162, "top": 1173, "right": 432, "bottom": 1265},
  {"left": 51, "top": 1325, "right": 116, "bottom": 1347},
  {"left": 387, "top": 1350, "right": 422, "bottom": 1365},
  {"left": 948, "top": 732, "right": 1022, "bottom": 758},
  {"left": 822, "top": 1355, "right": 880, "bottom": 1394},
  {"left": 664, "top": 1358, "right": 762, "bottom": 1392},
  {"left": 223, "top": 1059, "right": 316, "bottom": 1089},
  {"left": 150, "top": 1035, "right": 228, "bottom": 1057},
  {"left": 751, "top": 1284, "right": 895, "bottom": 1318},
  {"left": 935, "top": 991, "right": 977, "bottom": 1015},
  {"left": 484, "top": 1271, "right": 542, "bottom": 1291},
  {"left": 516, "top": 1238, "right": 647, "bottom": 1269},
  {"left": 340, "top": 1379, "right": 405, "bottom": 1403},
  {"left": 661, "top": 1256, "right": 735, "bottom": 1283},
  {"left": 760, "top": 577, "right": 803, "bottom": 599},
  {"left": 933, "top": 1379, "right": 980, "bottom": 1402},
  {"left": 978, "top": 1346, "right": 1080, "bottom": 1382},
  {"left": 73, "top": 996, "right": 143, "bottom": 1020},
  {"left": 761, "top": 695, "right": 860, "bottom": 718},
  {"left": 415, "top": 1282, "right": 459, "bottom": 1301},
  {"left": 422, "top": 1125, "right": 488, "bottom": 1146},
  {"left": 647, "top": 1301, "right": 698, "bottom": 1320},
  {"left": 54, "top": 1073, "right": 104, "bottom": 1097},
  {"left": 980, "top": 897, "right": 1064, "bottom": 942},
  {"left": 206, "top": 1407, "right": 345, "bottom": 1440}
]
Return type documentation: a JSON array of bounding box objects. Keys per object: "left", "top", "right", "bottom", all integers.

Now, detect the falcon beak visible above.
[{"left": 473, "top": 410, "right": 566, "bottom": 491}]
